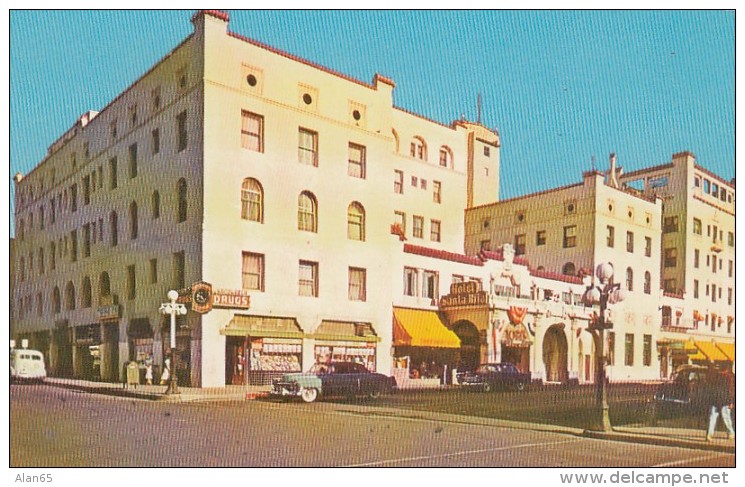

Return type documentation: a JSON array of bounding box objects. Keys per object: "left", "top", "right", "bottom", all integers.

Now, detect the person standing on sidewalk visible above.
[{"left": 704, "top": 364, "right": 735, "bottom": 442}]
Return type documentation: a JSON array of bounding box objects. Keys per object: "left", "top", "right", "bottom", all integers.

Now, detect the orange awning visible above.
[
  {"left": 716, "top": 343, "right": 735, "bottom": 361},
  {"left": 691, "top": 341, "right": 729, "bottom": 362},
  {"left": 393, "top": 307, "right": 461, "bottom": 349}
]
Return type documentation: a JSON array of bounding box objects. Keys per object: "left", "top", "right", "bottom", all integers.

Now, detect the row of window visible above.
[
  {"left": 241, "top": 252, "right": 366, "bottom": 301},
  {"left": 17, "top": 180, "right": 187, "bottom": 283},
  {"left": 694, "top": 174, "right": 733, "bottom": 204},
  {"left": 606, "top": 333, "right": 654, "bottom": 368},
  {"left": 691, "top": 279, "right": 734, "bottom": 305},
  {"left": 16, "top": 251, "right": 186, "bottom": 320},
  {"left": 17, "top": 112, "right": 187, "bottom": 241},
  {"left": 393, "top": 170, "right": 442, "bottom": 202},
  {"left": 691, "top": 218, "right": 734, "bottom": 247},
  {"left": 393, "top": 211, "right": 441, "bottom": 242},
  {"left": 692, "top": 249, "right": 734, "bottom": 277}
]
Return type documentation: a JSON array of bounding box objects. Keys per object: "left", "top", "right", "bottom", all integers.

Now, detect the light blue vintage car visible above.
[{"left": 271, "top": 362, "right": 397, "bottom": 403}]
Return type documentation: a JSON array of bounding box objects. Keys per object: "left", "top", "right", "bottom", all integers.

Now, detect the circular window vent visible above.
[
  {"left": 246, "top": 74, "right": 257, "bottom": 87},
  {"left": 303, "top": 93, "right": 313, "bottom": 105}
]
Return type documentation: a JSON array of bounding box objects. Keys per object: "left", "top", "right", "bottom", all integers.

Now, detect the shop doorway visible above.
[
  {"left": 52, "top": 325, "right": 73, "bottom": 378},
  {"left": 161, "top": 317, "right": 192, "bottom": 387},
  {"left": 226, "top": 336, "right": 247, "bottom": 385},
  {"left": 543, "top": 324, "right": 568, "bottom": 383},
  {"left": 453, "top": 320, "right": 480, "bottom": 371}
]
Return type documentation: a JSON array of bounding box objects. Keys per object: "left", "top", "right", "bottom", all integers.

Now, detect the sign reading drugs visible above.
[{"left": 212, "top": 288, "right": 251, "bottom": 309}]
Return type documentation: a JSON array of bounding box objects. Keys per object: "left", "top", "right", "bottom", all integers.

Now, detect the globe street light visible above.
[
  {"left": 582, "top": 263, "right": 626, "bottom": 432},
  {"left": 160, "top": 290, "right": 187, "bottom": 395}
]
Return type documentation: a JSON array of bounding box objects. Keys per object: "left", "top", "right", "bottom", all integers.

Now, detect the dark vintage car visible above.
[
  {"left": 271, "top": 362, "right": 397, "bottom": 403},
  {"left": 651, "top": 364, "right": 713, "bottom": 419},
  {"left": 457, "top": 363, "right": 531, "bottom": 392}
]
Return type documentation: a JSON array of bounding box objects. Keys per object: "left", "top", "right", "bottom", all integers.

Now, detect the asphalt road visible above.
[{"left": 10, "top": 384, "right": 734, "bottom": 468}]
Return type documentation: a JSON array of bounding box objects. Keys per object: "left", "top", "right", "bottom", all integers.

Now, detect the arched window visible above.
[
  {"left": 241, "top": 178, "right": 264, "bottom": 223},
  {"left": 99, "top": 272, "right": 111, "bottom": 304},
  {"left": 298, "top": 191, "right": 317, "bottom": 232},
  {"left": 562, "top": 262, "right": 576, "bottom": 276},
  {"left": 82, "top": 276, "right": 92, "bottom": 308},
  {"left": 410, "top": 136, "right": 427, "bottom": 161},
  {"left": 177, "top": 178, "right": 187, "bottom": 223},
  {"left": 110, "top": 211, "right": 118, "bottom": 247},
  {"left": 129, "top": 201, "right": 138, "bottom": 239},
  {"left": 347, "top": 202, "right": 365, "bottom": 241},
  {"left": 52, "top": 286, "right": 61, "bottom": 314},
  {"left": 151, "top": 191, "right": 160, "bottom": 219},
  {"left": 644, "top": 271, "right": 651, "bottom": 295},
  {"left": 439, "top": 146, "right": 453, "bottom": 168},
  {"left": 391, "top": 128, "right": 400, "bottom": 153},
  {"left": 626, "top": 267, "right": 634, "bottom": 292},
  {"left": 65, "top": 281, "right": 76, "bottom": 310}
]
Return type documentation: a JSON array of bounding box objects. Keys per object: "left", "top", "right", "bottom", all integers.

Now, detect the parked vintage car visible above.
[
  {"left": 651, "top": 364, "right": 712, "bottom": 419},
  {"left": 457, "top": 363, "right": 531, "bottom": 392},
  {"left": 271, "top": 362, "right": 398, "bottom": 403},
  {"left": 10, "top": 349, "right": 47, "bottom": 383}
]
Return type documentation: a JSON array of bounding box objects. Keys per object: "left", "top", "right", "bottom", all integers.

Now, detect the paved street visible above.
[{"left": 10, "top": 384, "right": 734, "bottom": 468}]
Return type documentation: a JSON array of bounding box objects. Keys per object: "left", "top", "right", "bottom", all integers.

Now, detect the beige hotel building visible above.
[{"left": 11, "top": 11, "right": 734, "bottom": 387}]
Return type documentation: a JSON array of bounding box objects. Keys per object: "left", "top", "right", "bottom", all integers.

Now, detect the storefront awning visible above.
[
  {"left": 311, "top": 320, "right": 380, "bottom": 342},
  {"left": 221, "top": 315, "right": 304, "bottom": 338},
  {"left": 691, "top": 341, "right": 729, "bottom": 362},
  {"left": 393, "top": 307, "right": 460, "bottom": 349},
  {"left": 716, "top": 343, "right": 735, "bottom": 361}
]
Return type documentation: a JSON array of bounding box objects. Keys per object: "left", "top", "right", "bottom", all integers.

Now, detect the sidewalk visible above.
[{"left": 41, "top": 377, "right": 734, "bottom": 454}]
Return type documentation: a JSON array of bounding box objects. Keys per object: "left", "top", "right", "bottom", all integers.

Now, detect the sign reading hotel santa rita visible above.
[
  {"left": 440, "top": 280, "right": 488, "bottom": 308},
  {"left": 212, "top": 288, "right": 251, "bottom": 309}
]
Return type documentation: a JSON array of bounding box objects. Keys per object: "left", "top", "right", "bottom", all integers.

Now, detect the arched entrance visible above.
[
  {"left": 543, "top": 324, "right": 568, "bottom": 383},
  {"left": 453, "top": 320, "right": 480, "bottom": 371}
]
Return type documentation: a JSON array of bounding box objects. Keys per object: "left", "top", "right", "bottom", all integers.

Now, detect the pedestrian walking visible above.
[
  {"left": 145, "top": 361, "right": 153, "bottom": 385},
  {"left": 704, "top": 364, "right": 735, "bottom": 441},
  {"left": 160, "top": 356, "right": 171, "bottom": 385}
]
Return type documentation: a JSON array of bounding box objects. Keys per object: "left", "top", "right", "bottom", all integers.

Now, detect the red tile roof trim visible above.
[
  {"left": 192, "top": 9, "right": 230, "bottom": 22},
  {"left": 227, "top": 31, "right": 374, "bottom": 90},
  {"left": 693, "top": 194, "right": 735, "bottom": 216},
  {"left": 694, "top": 164, "right": 735, "bottom": 189},
  {"left": 468, "top": 181, "right": 584, "bottom": 211},
  {"left": 479, "top": 249, "right": 504, "bottom": 261},
  {"left": 404, "top": 244, "right": 484, "bottom": 266}
]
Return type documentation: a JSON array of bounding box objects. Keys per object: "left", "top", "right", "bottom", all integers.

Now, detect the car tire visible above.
[
  {"left": 515, "top": 382, "right": 525, "bottom": 392},
  {"left": 369, "top": 388, "right": 382, "bottom": 400},
  {"left": 300, "top": 387, "right": 318, "bottom": 403},
  {"left": 482, "top": 383, "right": 492, "bottom": 393}
]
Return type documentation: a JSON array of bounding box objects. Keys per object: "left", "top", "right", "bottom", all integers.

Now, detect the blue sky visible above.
[{"left": 8, "top": 10, "right": 735, "bottom": 231}]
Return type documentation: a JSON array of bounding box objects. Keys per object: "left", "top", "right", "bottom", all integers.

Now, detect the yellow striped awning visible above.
[
  {"left": 716, "top": 343, "right": 735, "bottom": 361},
  {"left": 393, "top": 307, "right": 461, "bottom": 349},
  {"left": 691, "top": 341, "right": 729, "bottom": 362}
]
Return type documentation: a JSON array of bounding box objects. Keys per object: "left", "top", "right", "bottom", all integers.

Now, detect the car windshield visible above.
[
  {"left": 476, "top": 365, "right": 497, "bottom": 373},
  {"left": 309, "top": 364, "right": 330, "bottom": 374}
]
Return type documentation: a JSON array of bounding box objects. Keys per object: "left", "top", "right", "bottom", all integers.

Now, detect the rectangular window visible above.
[
  {"left": 606, "top": 225, "right": 615, "bottom": 247},
  {"left": 729, "top": 260, "right": 733, "bottom": 278},
  {"left": 152, "top": 86, "right": 161, "bottom": 111},
  {"left": 728, "top": 232, "right": 734, "bottom": 247},
  {"left": 110, "top": 157, "right": 118, "bottom": 189},
  {"left": 110, "top": 120, "right": 117, "bottom": 141},
  {"left": 694, "top": 249, "right": 699, "bottom": 268},
  {"left": 693, "top": 280, "right": 699, "bottom": 299},
  {"left": 98, "top": 165, "right": 103, "bottom": 189},
  {"left": 394, "top": 170, "right": 404, "bottom": 194},
  {"left": 563, "top": 225, "right": 576, "bottom": 248},
  {"left": 70, "top": 230, "right": 78, "bottom": 262},
  {"left": 241, "top": 111, "right": 264, "bottom": 152},
  {"left": 626, "top": 231, "right": 634, "bottom": 253},
  {"left": 413, "top": 216, "right": 424, "bottom": 239},
  {"left": 242, "top": 252, "right": 265, "bottom": 291},
  {"left": 149, "top": 258, "right": 158, "bottom": 284},
  {"left": 711, "top": 284, "right": 717, "bottom": 303},
  {"left": 129, "top": 104, "right": 138, "bottom": 126},
  {"left": 403, "top": 267, "right": 418, "bottom": 296},
  {"left": 70, "top": 184, "right": 78, "bottom": 212},
  {"left": 83, "top": 224, "right": 91, "bottom": 258},
  {"left": 433, "top": 181, "right": 441, "bottom": 203},
  {"left": 663, "top": 216, "right": 678, "bottom": 233},
  {"left": 643, "top": 335, "right": 652, "bottom": 367},
  {"left": 411, "top": 175, "right": 418, "bottom": 187},
  {"left": 50, "top": 242, "right": 56, "bottom": 270},
  {"left": 663, "top": 279, "right": 677, "bottom": 293},
  {"left": 129, "top": 143, "right": 138, "bottom": 178},
  {"left": 348, "top": 267, "right": 366, "bottom": 302},
  {"left": 693, "top": 218, "right": 702, "bottom": 235},
  {"left": 514, "top": 234, "right": 526, "bottom": 255},
  {"left": 607, "top": 332, "right": 616, "bottom": 366},
  {"left": 127, "top": 264, "right": 136, "bottom": 301},
  {"left": 645, "top": 237, "right": 652, "bottom": 257},
  {"left": 298, "top": 260, "right": 318, "bottom": 297},
  {"left": 82, "top": 176, "right": 90, "bottom": 206},
  {"left": 394, "top": 211, "right": 406, "bottom": 235},
  {"left": 624, "top": 333, "right": 634, "bottom": 367},
  {"left": 430, "top": 220, "right": 441, "bottom": 242},
  {"left": 712, "top": 255, "right": 717, "bottom": 273},
  {"left": 728, "top": 288, "right": 733, "bottom": 306},
  {"left": 50, "top": 198, "right": 56, "bottom": 224},
  {"left": 152, "top": 128, "right": 160, "bottom": 155},
  {"left": 298, "top": 128, "right": 318, "bottom": 166},
  {"left": 176, "top": 111, "right": 188, "bottom": 152},
  {"left": 664, "top": 248, "right": 677, "bottom": 268},
  {"left": 347, "top": 143, "right": 366, "bottom": 178},
  {"left": 420, "top": 179, "right": 427, "bottom": 190},
  {"left": 536, "top": 230, "right": 546, "bottom": 246},
  {"left": 422, "top": 270, "right": 439, "bottom": 299},
  {"left": 173, "top": 251, "right": 185, "bottom": 290}
]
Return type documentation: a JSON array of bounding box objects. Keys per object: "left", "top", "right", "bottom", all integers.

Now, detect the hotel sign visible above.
[
  {"left": 440, "top": 281, "right": 488, "bottom": 309},
  {"left": 212, "top": 288, "right": 251, "bottom": 309}
]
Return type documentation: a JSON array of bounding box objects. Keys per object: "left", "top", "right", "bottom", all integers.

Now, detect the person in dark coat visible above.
[{"left": 705, "top": 365, "right": 735, "bottom": 441}]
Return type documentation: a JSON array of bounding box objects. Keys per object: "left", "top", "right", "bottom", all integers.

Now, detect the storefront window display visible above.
[
  {"left": 314, "top": 341, "right": 376, "bottom": 371},
  {"left": 247, "top": 338, "right": 302, "bottom": 385}
]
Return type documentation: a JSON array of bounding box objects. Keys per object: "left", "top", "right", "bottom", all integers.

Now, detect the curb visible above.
[{"left": 582, "top": 429, "right": 736, "bottom": 454}]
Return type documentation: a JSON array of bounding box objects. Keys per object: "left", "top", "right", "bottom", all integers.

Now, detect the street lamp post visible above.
[
  {"left": 160, "top": 290, "right": 187, "bottom": 395},
  {"left": 582, "top": 263, "right": 627, "bottom": 432}
]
